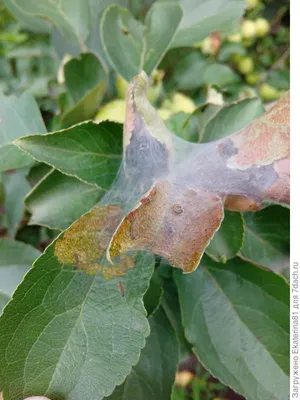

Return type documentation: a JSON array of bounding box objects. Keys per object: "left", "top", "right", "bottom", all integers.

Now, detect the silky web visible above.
[{"left": 54, "top": 72, "right": 290, "bottom": 274}]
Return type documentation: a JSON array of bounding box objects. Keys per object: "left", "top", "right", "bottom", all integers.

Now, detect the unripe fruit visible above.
[
  {"left": 245, "top": 71, "right": 261, "bottom": 85},
  {"left": 242, "top": 38, "right": 255, "bottom": 48},
  {"left": 198, "top": 37, "right": 215, "bottom": 55},
  {"left": 227, "top": 32, "right": 242, "bottom": 43},
  {"left": 255, "top": 18, "right": 270, "bottom": 37},
  {"left": 115, "top": 75, "right": 128, "bottom": 99},
  {"left": 163, "top": 93, "right": 196, "bottom": 114},
  {"left": 231, "top": 53, "right": 243, "bottom": 64},
  {"left": 246, "top": 0, "right": 260, "bottom": 9},
  {"left": 157, "top": 108, "right": 172, "bottom": 120},
  {"left": 147, "top": 80, "right": 162, "bottom": 104},
  {"left": 237, "top": 57, "right": 254, "bottom": 75},
  {"left": 240, "top": 20, "right": 257, "bottom": 39},
  {"left": 259, "top": 83, "right": 282, "bottom": 101},
  {"left": 94, "top": 100, "right": 126, "bottom": 123}
]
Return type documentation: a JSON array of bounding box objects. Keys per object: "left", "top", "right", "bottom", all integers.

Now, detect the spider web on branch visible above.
[{"left": 55, "top": 72, "right": 290, "bottom": 274}]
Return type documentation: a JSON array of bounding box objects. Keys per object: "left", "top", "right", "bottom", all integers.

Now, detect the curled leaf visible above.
[
  {"left": 107, "top": 76, "right": 289, "bottom": 272},
  {"left": 108, "top": 181, "right": 224, "bottom": 273}
]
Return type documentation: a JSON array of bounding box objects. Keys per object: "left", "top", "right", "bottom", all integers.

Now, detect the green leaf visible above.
[
  {"left": 25, "top": 169, "right": 104, "bottom": 231},
  {"left": 143, "top": 269, "right": 163, "bottom": 316},
  {"left": 15, "top": 121, "right": 123, "bottom": 188},
  {"left": 161, "top": 275, "right": 192, "bottom": 360},
  {"left": 218, "top": 42, "right": 247, "bottom": 63},
  {"left": 195, "top": 103, "right": 223, "bottom": 142},
  {"left": 142, "top": 2, "right": 183, "bottom": 75},
  {"left": 0, "top": 92, "right": 47, "bottom": 172},
  {"left": 171, "top": 53, "right": 239, "bottom": 90},
  {"left": 0, "top": 291, "right": 10, "bottom": 314},
  {"left": 171, "top": 0, "right": 245, "bottom": 48},
  {"left": 2, "top": 0, "right": 50, "bottom": 33},
  {"left": 206, "top": 211, "right": 244, "bottom": 262},
  {"left": 0, "top": 244, "right": 154, "bottom": 399},
  {"left": 165, "top": 112, "right": 198, "bottom": 143},
  {"left": 3, "top": 0, "right": 90, "bottom": 45},
  {"left": 266, "top": 70, "right": 290, "bottom": 90},
  {"left": 202, "top": 63, "right": 240, "bottom": 87},
  {"left": 60, "top": 53, "right": 108, "bottom": 127},
  {"left": 175, "top": 255, "right": 289, "bottom": 400},
  {"left": 0, "top": 238, "right": 40, "bottom": 297},
  {"left": 240, "top": 205, "right": 290, "bottom": 272},
  {"left": 172, "top": 52, "right": 207, "bottom": 90},
  {"left": 101, "top": 3, "right": 182, "bottom": 81},
  {"left": 201, "top": 97, "right": 265, "bottom": 143},
  {"left": 2, "top": 168, "right": 31, "bottom": 237},
  {"left": 106, "top": 307, "right": 179, "bottom": 400},
  {"left": 101, "top": 5, "right": 145, "bottom": 81}
]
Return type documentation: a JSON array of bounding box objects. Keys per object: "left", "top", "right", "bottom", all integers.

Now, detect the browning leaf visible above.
[
  {"left": 108, "top": 181, "right": 224, "bottom": 272},
  {"left": 54, "top": 205, "right": 134, "bottom": 278},
  {"left": 107, "top": 77, "right": 289, "bottom": 272}
]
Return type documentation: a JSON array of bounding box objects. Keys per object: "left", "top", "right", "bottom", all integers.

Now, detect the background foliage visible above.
[{"left": 0, "top": 0, "right": 289, "bottom": 399}]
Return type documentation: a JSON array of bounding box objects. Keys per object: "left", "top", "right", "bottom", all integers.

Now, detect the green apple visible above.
[
  {"left": 246, "top": 0, "right": 260, "bottom": 9},
  {"left": 115, "top": 75, "right": 129, "bottom": 99},
  {"left": 240, "top": 20, "right": 257, "bottom": 39},
  {"left": 227, "top": 32, "right": 242, "bottom": 43},
  {"left": 94, "top": 100, "right": 126, "bottom": 123},
  {"left": 163, "top": 93, "right": 196, "bottom": 114},
  {"left": 245, "top": 71, "right": 261, "bottom": 85},
  {"left": 197, "top": 36, "right": 215, "bottom": 55},
  {"left": 259, "top": 83, "right": 282, "bottom": 101},
  {"left": 157, "top": 108, "right": 172, "bottom": 120},
  {"left": 255, "top": 18, "right": 270, "bottom": 37},
  {"left": 237, "top": 57, "right": 254, "bottom": 74}
]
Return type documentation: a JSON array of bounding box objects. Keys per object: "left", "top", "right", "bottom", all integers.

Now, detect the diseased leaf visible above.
[
  {"left": 25, "top": 169, "right": 104, "bottom": 230},
  {"left": 0, "top": 92, "right": 46, "bottom": 172},
  {"left": 175, "top": 255, "right": 289, "bottom": 400},
  {"left": 60, "top": 53, "right": 108, "bottom": 127},
  {"left": 108, "top": 75, "right": 289, "bottom": 272},
  {"left": 2, "top": 168, "right": 31, "bottom": 237},
  {"left": 108, "top": 181, "right": 224, "bottom": 273},
  {"left": 171, "top": 0, "right": 245, "bottom": 48},
  {"left": 0, "top": 238, "right": 41, "bottom": 297},
  {"left": 0, "top": 237, "right": 154, "bottom": 399},
  {"left": 206, "top": 211, "right": 244, "bottom": 262},
  {"left": 240, "top": 205, "right": 290, "bottom": 272},
  {"left": 105, "top": 307, "right": 179, "bottom": 400},
  {"left": 15, "top": 121, "right": 123, "bottom": 188}
]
